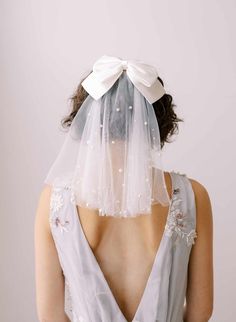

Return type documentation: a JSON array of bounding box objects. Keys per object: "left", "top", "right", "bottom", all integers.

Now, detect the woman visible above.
[{"left": 34, "top": 55, "right": 213, "bottom": 322}]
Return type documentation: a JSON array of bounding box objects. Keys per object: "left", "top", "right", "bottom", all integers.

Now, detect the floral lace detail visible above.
[
  {"left": 165, "top": 186, "right": 197, "bottom": 247},
  {"left": 50, "top": 190, "right": 64, "bottom": 213},
  {"left": 50, "top": 216, "right": 70, "bottom": 233},
  {"left": 70, "top": 188, "right": 76, "bottom": 205},
  {"left": 59, "top": 180, "right": 76, "bottom": 205},
  {"left": 186, "top": 229, "right": 198, "bottom": 246},
  {"left": 49, "top": 187, "right": 70, "bottom": 233}
]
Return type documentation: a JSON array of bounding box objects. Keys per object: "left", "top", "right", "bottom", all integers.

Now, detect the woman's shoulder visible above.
[
  {"left": 36, "top": 180, "right": 67, "bottom": 216},
  {"left": 166, "top": 171, "right": 213, "bottom": 225},
  {"left": 183, "top": 176, "right": 214, "bottom": 318},
  {"left": 187, "top": 176, "right": 213, "bottom": 229},
  {"left": 37, "top": 184, "right": 54, "bottom": 211},
  {"left": 169, "top": 171, "right": 212, "bottom": 206},
  {"left": 34, "top": 184, "right": 54, "bottom": 236},
  {"left": 187, "top": 176, "right": 212, "bottom": 207}
]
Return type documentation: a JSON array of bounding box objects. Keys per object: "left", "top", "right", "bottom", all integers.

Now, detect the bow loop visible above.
[
  {"left": 126, "top": 61, "right": 158, "bottom": 87},
  {"left": 93, "top": 56, "right": 122, "bottom": 81},
  {"left": 82, "top": 55, "right": 165, "bottom": 104}
]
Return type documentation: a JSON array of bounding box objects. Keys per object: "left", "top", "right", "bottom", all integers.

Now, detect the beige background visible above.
[{"left": 1, "top": 0, "right": 235, "bottom": 321}]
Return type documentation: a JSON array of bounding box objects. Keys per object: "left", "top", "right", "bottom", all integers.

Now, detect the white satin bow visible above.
[{"left": 81, "top": 55, "right": 166, "bottom": 104}]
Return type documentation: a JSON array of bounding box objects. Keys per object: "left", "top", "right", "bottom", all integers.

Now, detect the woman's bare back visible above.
[{"left": 76, "top": 171, "right": 173, "bottom": 321}]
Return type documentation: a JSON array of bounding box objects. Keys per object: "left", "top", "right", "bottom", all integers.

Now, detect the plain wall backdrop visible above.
[{"left": 1, "top": 0, "right": 235, "bottom": 321}]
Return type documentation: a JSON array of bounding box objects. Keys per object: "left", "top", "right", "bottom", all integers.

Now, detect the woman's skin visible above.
[
  {"left": 34, "top": 171, "right": 213, "bottom": 322},
  {"left": 183, "top": 178, "right": 214, "bottom": 322}
]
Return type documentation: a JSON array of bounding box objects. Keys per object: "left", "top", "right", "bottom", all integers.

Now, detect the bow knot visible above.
[
  {"left": 82, "top": 55, "right": 165, "bottom": 104},
  {"left": 121, "top": 60, "right": 128, "bottom": 70}
]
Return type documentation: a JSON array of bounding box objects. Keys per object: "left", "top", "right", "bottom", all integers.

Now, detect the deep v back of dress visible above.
[
  {"left": 49, "top": 171, "right": 197, "bottom": 322},
  {"left": 74, "top": 171, "right": 174, "bottom": 321}
]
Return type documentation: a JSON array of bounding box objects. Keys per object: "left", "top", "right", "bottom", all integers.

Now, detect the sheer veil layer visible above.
[{"left": 44, "top": 57, "right": 171, "bottom": 217}]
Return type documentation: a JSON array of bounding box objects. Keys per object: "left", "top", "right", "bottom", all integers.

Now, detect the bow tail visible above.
[{"left": 128, "top": 73, "right": 166, "bottom": 104}]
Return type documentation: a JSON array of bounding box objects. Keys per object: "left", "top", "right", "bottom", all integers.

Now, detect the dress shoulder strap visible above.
[
  {"left": 171, "top": 171, "right": 196, "bottom": 226},
  {"left": 167, "top": 171, "right": 197, "bottom": 247},
  {"left": 49, "top": 178, "right": 74, "bottom": 234}
]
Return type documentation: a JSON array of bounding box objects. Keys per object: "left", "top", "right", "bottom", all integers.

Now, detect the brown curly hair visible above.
[{"left": 61, "top": 72, "right": 183, "bottom": 149}]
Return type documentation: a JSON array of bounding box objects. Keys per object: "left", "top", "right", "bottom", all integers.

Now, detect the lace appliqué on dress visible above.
[
  {"left": 50, "top": 190, "right": 64, "bottom": 213},
  {"left": 165, "top": 186, "right": 197, "bottom": 247},
  {"left": 49, "top": 184, "right": 84, "bottom": 322},
  {"left": 49, "top": 187, "right": 70, "bottom": 233}
]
